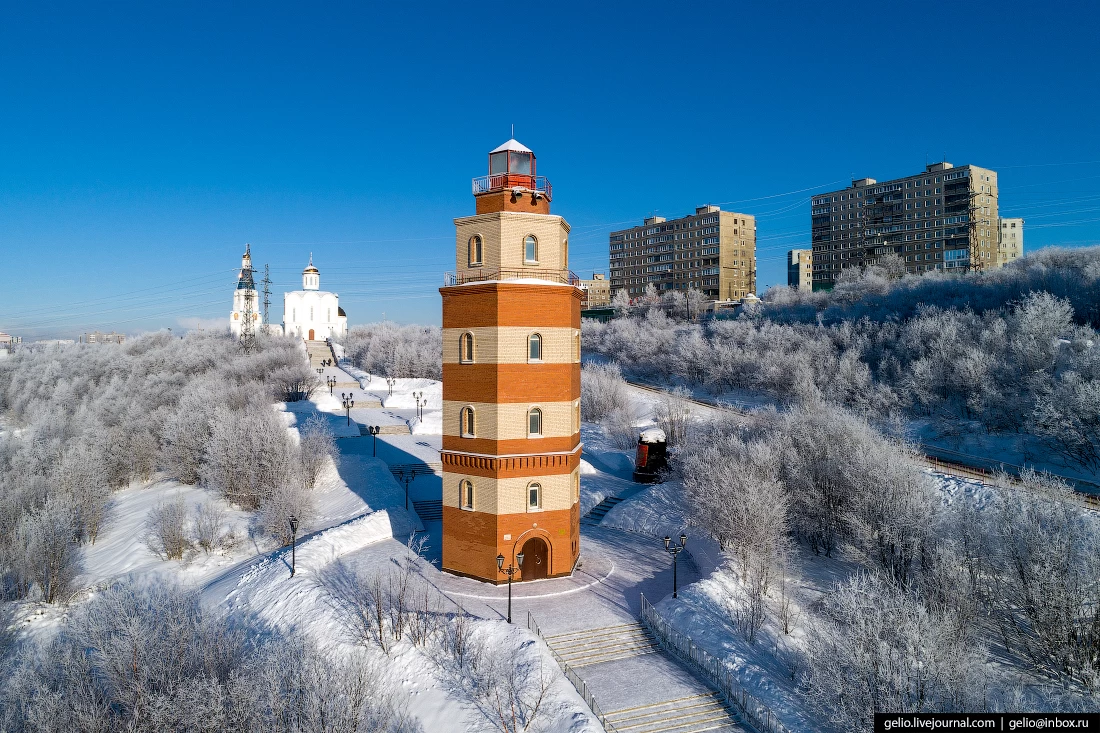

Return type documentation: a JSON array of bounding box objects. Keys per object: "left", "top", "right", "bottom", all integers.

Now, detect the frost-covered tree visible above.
[
  {"left": 12, "top": 497, "right": 81, "bottom": 603},
  {"left": 805, "top": 574, "right": 990, "bottom": 728}
]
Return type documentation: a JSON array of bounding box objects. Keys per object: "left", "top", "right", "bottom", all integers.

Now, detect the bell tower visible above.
[{"left": 439, "top": 139, "right": 582, "bottom": 583}]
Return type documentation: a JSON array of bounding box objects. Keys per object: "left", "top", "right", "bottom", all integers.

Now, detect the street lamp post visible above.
[
  {"left": 413, "top": 391, "right": 423, "bottom": 420},
  {"left": 327, "top": 376, "right": 336, "bottom": 395},
  {"left": 289, "top": 516, "right": 300, "bottom": 577},
  {"left": 394, "top": 468, "right": 412, "bottom": 510},
  {"left": 386, "top": 377, "right": 396, "bottom": 397},
  {"left": 367, "top": 425, "right": 381, "bottom": 456},
  {"left": 316, "top": 367, "right": 324, "bottom": 375},
  {"left": 663, "top": 534, "right": 687, "bottom": 598},
  {"left": 496, "top": 552, "right": 525, "bottom": 623},
  {"left": 341, "top": 392, "right": 355, "bottom": 425}
]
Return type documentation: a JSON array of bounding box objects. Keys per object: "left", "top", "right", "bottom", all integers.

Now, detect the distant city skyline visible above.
[{"left": 2, "top": 1, "right": 1099, "bottom": 338}]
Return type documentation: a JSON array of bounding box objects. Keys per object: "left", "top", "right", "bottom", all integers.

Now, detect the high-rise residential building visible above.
[
  {"left": 81, "top": 331, "right": 125, "bottom": 344},
  {"left": 787, "top": 249, "right": 812, "bottom": 290},
  {"left": 578, "top": 272, "right": 611, "bottom": 308},
  {"left": 439, "top": 138, "right": 581, "bottom": 584},
  {"left": 999, "top": 217, "right": 1024, "bottom": 265},
  {"left": 609, "top": 206, "right": 756, "bottom": 300},
  {"left": 811, "top": 162, "right": 1002, "bottom": 289}
]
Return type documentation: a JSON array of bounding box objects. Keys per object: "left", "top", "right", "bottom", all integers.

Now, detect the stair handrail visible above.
[
  {"left": 639, "top": 594, "right": 790, "bottom": 733},
  {"left": 527, "top": 612, "right": 621, "bottom": 733}
]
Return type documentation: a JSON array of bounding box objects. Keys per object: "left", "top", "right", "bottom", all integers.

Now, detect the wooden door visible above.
[
  {"left": 520, "top": 537, "right": 549, "bottom": 580},
  {"left": 308, "top": 329, "right": 315, "bottom": 340}
]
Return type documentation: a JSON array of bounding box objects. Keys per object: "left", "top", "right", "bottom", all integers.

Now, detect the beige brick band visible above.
[
  {"left": 443, "top": 326, "right": 579, "bottom": 365},
  {"left": 442, "top": 469, "right": 580, "bottom": 513},
  {"left": 442, "top": 399, "right": 580, "bottom": 440}
]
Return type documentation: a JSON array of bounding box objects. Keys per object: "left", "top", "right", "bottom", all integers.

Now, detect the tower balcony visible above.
[
  {"left": 444, "top": 267, "right": 579, "bottom": 287},
  {"left": 472, "top": 174, "right": 552, "bottom": 202}
]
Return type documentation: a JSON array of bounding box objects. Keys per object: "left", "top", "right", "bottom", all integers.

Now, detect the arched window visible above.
[
  {"left": 528, "top": 333, "right": 542, "bottom": 361},
  {"left": 460, "top": 479, "right": 474, "bottom": 509},
  {"left": 468, "top": 235, "right": 483, "bottom": 267},
  {"left": 573, "top": 333, "right": 580, "bottom": 361},
  {"left": 460, "top": 407, "right": 475, "bottom": 437},
  {"left": 562, "top": 238, "right": 568, "bottom": 265},
  {"left": 460, "top": 332, "right": 474, "bottom": 363},
  {"left": 528, "top": 408, "right": 542, "bottom": 436},
  {"left": 524, "top": 235, "right": 538, "bottom": 263},
  {"left": 528, "top": 482, "right": 541, "bottom": 509}
]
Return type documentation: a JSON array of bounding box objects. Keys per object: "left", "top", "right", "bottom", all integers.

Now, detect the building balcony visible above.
[
  {"left": 472, "top": 174, "right": 553, "bottom": 201},
  {"left": 444, "top": 267, "right": 579, "bottom": 287}
]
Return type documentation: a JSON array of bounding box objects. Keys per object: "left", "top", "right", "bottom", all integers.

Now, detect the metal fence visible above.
[
  {"left": 444, "top": 268, "right": 580, "bottom": 287},
  {"left": 527, "top": 612, "right": 620, "bottom": 733},
  {"left": 639, "top": 594, "right": 790, "bottom": 733}
]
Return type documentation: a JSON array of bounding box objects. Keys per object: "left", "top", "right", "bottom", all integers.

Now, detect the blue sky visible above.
[{"left": 2, "top": 1, "right": 1099, "bottom": 338}]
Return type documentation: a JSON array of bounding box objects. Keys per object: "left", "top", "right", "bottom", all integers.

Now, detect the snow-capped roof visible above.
[
  {"left": 639, "top": 428, "right": 666, "bottom": 443},
  {"left": 490, "top": 138, "right": 533, "bottom": 154}
]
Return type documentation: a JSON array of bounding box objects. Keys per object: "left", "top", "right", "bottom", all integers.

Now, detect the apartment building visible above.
[
  {"left": 811, "top": 162, "right": 1001, "bottom": 289},
  {"left": 81, "top": 331, "right": 126, "bottom": 344},
  {"left": 579, "top": 272, "right": 611, "bottom": 308},
  {"left": 999, "top": 217, "right": 1024, "bottom": 265},
  {"left": 787, "top": 249, "right": 812, "bottom": 290},
  {"left": 609, "top": 205, "right": 756, "bottom": 300}
]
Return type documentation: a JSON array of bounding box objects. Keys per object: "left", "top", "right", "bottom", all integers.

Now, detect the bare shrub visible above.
[
  {"left": 202, "top": 404, "right": 297, "bottom": 510},
  {"left": 144, "top": 495, "right": 190, "bottom": 560},
  {"left": 434, "top": 624, "right": 553, "bottom": 733},
  {"left": 652, "top": 387, "right": 692, "bottom": 446},
  {"left": 321, "top": 559, "right": 395, "bottom": 654},
  {"left": 991, "top": 471, "right": 1100, "bottom": 690},
  {"left": 13, "top": 497, "right": 81, "bottom": 603},
  {"left": 0, "top": 577, "right": 421, "bottom": 733},
  {"left": 192, "top": 500, "right": 235, "bottom": 554},
  {"left": 257, "top": 481, "right": 314, "bottom": 547},
  {"left": 581, "top": 362, "right": 632, "bottom": 421},
  {"left": 343, "top": 322, "right": 443, "bottom": 379},
  {"left": 56, "top": 441, "right": 110, "bottom": 544},
  {"left": 298, "top": 414, "right": 336, "bottom": 490},
  {"left": 601, "top": 407, "right": 641, "bottom": 450},
  {"left": 268, "top": 363, "right": 318, "bottom": 402},
  {"left": 804, "top": 574, "right": 990, "bottom": 728}
]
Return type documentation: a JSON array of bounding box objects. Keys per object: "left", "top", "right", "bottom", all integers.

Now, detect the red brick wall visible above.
[
  {"left": 475, "top": 190, "right": 551, "bottom": 215},
  {"left": 441, "top": 504, "right": 580, "bottom": 582}
]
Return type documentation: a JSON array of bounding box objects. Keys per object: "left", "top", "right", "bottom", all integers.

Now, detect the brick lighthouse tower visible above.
[{"left": 440, "top": 138, "right": 582, "bottom": 583}]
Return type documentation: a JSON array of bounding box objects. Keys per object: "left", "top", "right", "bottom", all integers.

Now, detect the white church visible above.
[{"left": 282, "top": 255, "right": 347, "bottom": 341}]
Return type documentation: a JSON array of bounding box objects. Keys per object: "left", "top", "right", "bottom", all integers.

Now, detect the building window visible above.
[
  {"left": 528, "top": 408, "right": 543, "bottom": 436},
  {"left": 468, "top": 235, "right": 482, "bottom": 267},
  {"left": 460, "top": 479, "right": 473, "bottom": 510},
  {"left": 562, "top": 238, "right": 568, "bottom": 265},
  {"left": 528, "top": 333, "right": 542, "bottom": 361},
  {"left": 461, "top": 407, "right": 475, "bottom": 437},
  {"left": 460, "top": 332, "right": 474, "bottom": 363},
  {"left": 524, "top": 235, "right": 538, "bottom": 264},
  {"left": 528, "top": 482, "right": 541, "bottom": 509}
]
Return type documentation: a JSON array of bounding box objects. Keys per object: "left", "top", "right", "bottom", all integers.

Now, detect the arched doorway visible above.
[
  {"left": 520, "top": 537, "right": 549, "bottom": 581},
  {"left": 308, "top": 328, "right": 315, "bottom": 340}
]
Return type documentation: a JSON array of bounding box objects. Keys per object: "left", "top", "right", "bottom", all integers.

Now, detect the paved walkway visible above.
[{"left": 341, "top": 524, "right": 743, "bottom": 732}]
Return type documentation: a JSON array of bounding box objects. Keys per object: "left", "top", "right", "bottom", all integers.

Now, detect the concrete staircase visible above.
[
  {"left": 358, "top": 423, "right": 409, "bottom": 436},
  {"left": 412, "top": 499, "right": 443, "bottom": 522},
  {"left": 581, "top": 495, "right": 624, "bottom": 526},
  {"left": 543, "top": 623, "right": 659, "bottom": 669},
  {"left": 304, "top": 340, "right": 336, "bottom": 367},
  {"left": 604, "top": 692, "right": 742, "bottom": 733}
]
